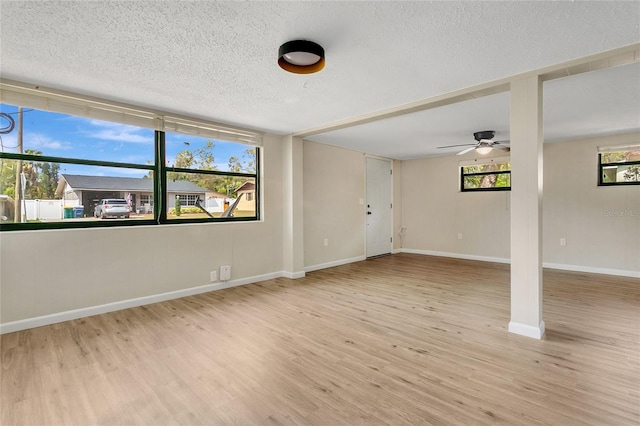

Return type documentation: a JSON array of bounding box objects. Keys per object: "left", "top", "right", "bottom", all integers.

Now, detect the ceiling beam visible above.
[{"left": 294, "top": 43, "right": 640, "bottom": 139}]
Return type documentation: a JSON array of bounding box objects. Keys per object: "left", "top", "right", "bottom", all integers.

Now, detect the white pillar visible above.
[
  {"left": 282, "top": 135, "right": 305, "bottom": 278},
  {"left": 509, "top": 75, "right": 545, "bottom": 339}
]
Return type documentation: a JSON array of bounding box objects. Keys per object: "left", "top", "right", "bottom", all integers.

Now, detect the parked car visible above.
[{"left": 94, "top": 199, "right": 130, "bottom": 219}]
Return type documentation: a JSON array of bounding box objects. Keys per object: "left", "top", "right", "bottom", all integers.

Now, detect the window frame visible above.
[
  {"left": 597, "top": 148, "right": 640, "bottom": 187},
  {"left": 156, "top": 132, "right": 260, "bottom": 224},
  {"left": 0, "top": 80, "right": 262, "bottom": 231},
  {"left": 0, "top": 151, "right": 158, "bottom": 231},
  {"left": 460, "top": 157, "right": 511, "bottom": 192}
]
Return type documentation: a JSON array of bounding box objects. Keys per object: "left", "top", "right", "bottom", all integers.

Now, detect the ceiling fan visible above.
[{"left": 438, "top": 130, "right": 510, "bottom": 155}]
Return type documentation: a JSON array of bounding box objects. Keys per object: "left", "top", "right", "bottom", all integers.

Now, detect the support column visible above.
[
  {"left": 509, "top": 75, "right": 545, "bottom": 339},
  {"left": 282, "top": 135, "right": 305, "bottom": 279}
]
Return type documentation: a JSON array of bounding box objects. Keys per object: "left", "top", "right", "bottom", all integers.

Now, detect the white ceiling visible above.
[{"left": 1, "top": 1, "right": 639, "bottom": 159}]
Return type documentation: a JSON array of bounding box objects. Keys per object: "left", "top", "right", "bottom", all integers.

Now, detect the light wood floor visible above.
[{"left": 1, "top": 253, "right": 639, "bottom": 425}]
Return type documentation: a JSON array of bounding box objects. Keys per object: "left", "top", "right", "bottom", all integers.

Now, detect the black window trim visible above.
[
  {"left": 597, "top": 152, "right": 640, "bottom": 187},
  {"left": 460, "top": 167, "right": 511, "bottom": 192}
]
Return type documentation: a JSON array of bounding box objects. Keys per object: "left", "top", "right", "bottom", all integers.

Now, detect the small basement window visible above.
[
  {"left": 598, "top": 146, "right": 640, "bottom": 186},
  {"left": 460, "top": 157, "right": 511, "bottom": 192}
]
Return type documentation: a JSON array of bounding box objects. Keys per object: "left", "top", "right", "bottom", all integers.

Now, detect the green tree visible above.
[
  {"left": 242, "top": 147, "right": 256, "bottom": 173},
  {"left": 0, "top": 150, "right": 60, "bottom": 199},
  {"left": 168, "top": 141, "right": 220, "bottom": 190},
  {"left": 174, "top": 195, "right": 181, "bottom": 216},
  {"left": 35, "top": 161, "right": 60, "bottom": 198},
  {"left": 623, "top": 165, "right": 639, "bottom": 182},
  {"left": 195, "top": 141, "right": 216, "bottom": 170},
  {"left": 0, "top": 158, "right": 16, "bottom": 197},
  {"left": 167, "top": 150, "right": 196, "bottom": 182},
  {"left": 601, "top": 150, "right": 640, "bottom": 183},
  {"left": 166, "top": 143, "right": 256, "bottom": 196},
  {"left": 462, "top": 162, "right": 510, "bottom": 189}
]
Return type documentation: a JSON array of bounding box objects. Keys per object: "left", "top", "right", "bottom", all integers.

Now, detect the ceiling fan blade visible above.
[
  {"left": 438, "top": 143, "right": 477, "bottom": 149},
  {"left": 456, "top": 146, "right": 477, "bottom": 156},
  {"left": 493, "top": 146, "right": 511, "bottom": 152},
  {"left": 493, "top": 140, "right": 510, "bottom": 145}
]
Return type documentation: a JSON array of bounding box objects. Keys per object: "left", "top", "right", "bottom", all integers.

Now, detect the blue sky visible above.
[{"left": 0, "top": 103, "right": 253, "bottom": 177}]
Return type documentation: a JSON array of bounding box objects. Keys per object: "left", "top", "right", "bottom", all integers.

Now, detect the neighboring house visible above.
[
  {"left": 205, "top": 190, "right": 233, "bottom": 213},
  {"left": 234, "top": 181, "right": 255, "bottom": 212},
  {"left": 55, "top": 174, "right": 209, "bottom": 214}
]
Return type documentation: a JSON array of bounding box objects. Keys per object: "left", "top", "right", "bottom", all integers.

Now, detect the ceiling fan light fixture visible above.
[
  {"left": 474, "top": 130, "right": 495, "bottom": 141},
  {"left": 278, "top": 40, "right": 325, "bottom": 74},
  {"left": 475, "top": 146, "right": 493, "bottom": 155}
]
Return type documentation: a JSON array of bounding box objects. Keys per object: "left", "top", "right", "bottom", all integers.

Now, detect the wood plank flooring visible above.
[{"left": 1, "top": 253, "right": 639, "bottom": 425}]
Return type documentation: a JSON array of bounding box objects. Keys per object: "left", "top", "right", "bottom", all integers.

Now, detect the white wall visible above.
[
  {"left": 0, "top": 134, "right": 285, "bottom": 327},
  {"left": 303, "top": 141, "right": 366, "bottom": 269},
  {"left": 543, "top": 133, "right": 640, "bottom": 274},
  {"left": 400, "top": 151, "right": 511, "bottom": 260},
  {"left": 3, "top": 131, "right": 637, "bottom": 331},
  {"left": 398, "top": 132, "right": 640, "bottom": 276}
]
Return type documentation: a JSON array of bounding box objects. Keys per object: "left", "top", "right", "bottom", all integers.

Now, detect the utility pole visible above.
[{"left": 14, "top": 107, "right": 23, "bottom": 222}]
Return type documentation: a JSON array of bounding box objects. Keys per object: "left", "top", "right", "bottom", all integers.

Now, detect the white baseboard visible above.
[
  {"left": 0, "top": 271, "right": 283, "bottom": 335},
  {"left": 543, "top": 262, "right": 640, "bottom": 278},
  {"left": 509, "top": 320, "right": 546, "bottom": 339},
  {"left": 400, "top": 248, "right": 510, "bottom": 264},
  {"left": 398, "top": 248, "right": 639, "bottom": 278},
  {"left": 391, "top": 248, "right": 402, "bottom": 254},
  {"left": 4, "top": 252, "right": 636, "bottom": 335},
  {"left": 304, "top": 255, "right": 366, "bottom": 273},
  {"left": 281, "top": 271, "right": 306, "bottom": 279}
]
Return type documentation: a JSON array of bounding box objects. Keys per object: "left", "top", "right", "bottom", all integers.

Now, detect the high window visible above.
[
  {"left": 460, "top": 157, "right": 511, "bottom": 191},
  {"left": 0, "top": 81, "right": 261, "bottom": 230},
  {"left": 598, "top": 146, "right": 640, "bottom": 186}
]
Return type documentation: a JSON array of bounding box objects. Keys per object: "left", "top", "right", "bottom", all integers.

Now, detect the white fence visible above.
[
  {"left": 205, "top": 196, "right": 235, "bottom": 213},
  {"left": 23, "top": 199, "right": 81, "bottom": 220},
  {"left": 21, "top": 197, "right": 231, "bottom": 219}
]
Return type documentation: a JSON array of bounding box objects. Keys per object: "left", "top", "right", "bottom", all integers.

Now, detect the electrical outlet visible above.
[
  {"left": 457, "top": 233, "right": 463, "bottom": 240},
  {"left": 220, "top": 265, "right": 231, "bottom": 281},
  {"left": 560, "top": 238, "right": 566, "bottom": 246},
  {"left": 210, "top": 270, "right": 217, "bottom": 282},
  {"left": 324, "top": 238, "right": 329, "bottom": 247}
]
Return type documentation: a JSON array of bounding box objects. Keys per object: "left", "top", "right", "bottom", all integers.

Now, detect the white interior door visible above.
[{"left": 366, "top": 157, "right": 392, "bottom": 257}]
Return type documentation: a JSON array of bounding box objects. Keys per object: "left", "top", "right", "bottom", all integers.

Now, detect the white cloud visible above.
[
  {"left": 1, "top": 133, "right": 73, "bottom": 152},
  {"left": 25, "top": 133, "right": 72, "bottom": 151},
  {"left": 88, "top": 129, "right": 150, "bottom": 143},
  {"left": 84, "top": 120, "right": 151, "bottom": 144}
]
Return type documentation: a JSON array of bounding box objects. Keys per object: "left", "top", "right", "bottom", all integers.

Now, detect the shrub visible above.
[
  {"left": 169, "top": 207, "right": 202, "bottom": 215},
  {"left": 174, "top": 196, "right": 181, "bottom": 216}
]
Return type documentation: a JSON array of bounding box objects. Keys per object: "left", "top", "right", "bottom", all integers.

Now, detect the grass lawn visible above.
[{"left": 167, "top": 210, "right": 255, "bottom": 219}]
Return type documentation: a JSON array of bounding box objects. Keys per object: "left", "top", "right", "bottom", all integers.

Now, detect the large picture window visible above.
[
  {"left": 0, "top": 81, "right": 261, "bottom": 230},
  {"left": 598, "top": 146, "right": 640, "bottom": 186},
  {"left": 460, "top": 157, "right": 511, "bottom": 192}
]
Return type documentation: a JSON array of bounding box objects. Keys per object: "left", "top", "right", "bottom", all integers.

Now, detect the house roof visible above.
[
  {"left": 59, "top": 174, "right": 207, "bottom": 194},
  {"left": 235, "top": 181, "right": 255, "bottom": 193},
  {"left": 207, "top": 191, "right": 229, "bottom": 198}
]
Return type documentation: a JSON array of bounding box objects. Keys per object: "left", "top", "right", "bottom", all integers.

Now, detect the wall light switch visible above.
[
  {"left": 324, "top": 238, "right": 329, "bottom": 247},
  {"left": 560, "top": 238, "right": 566, "bottom": 246},
  {"left": 457, "top": 233, "right": 463, "bottom": 240}
]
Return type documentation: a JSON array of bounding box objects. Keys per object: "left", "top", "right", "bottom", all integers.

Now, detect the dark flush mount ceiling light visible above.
[{"left": 278, "top": 40, "right": 325, "bottom": 74}]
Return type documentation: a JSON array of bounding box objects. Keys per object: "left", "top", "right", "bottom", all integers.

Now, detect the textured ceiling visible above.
[{"left": 1, "top": 1, "right": 639, "bottom": 159}]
